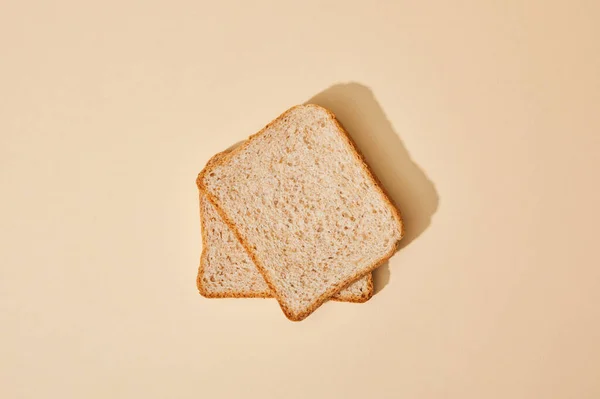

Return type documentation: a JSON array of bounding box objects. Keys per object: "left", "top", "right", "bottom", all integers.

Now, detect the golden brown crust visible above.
[{"left": 197, "top": 104, "right": 403, "bottom": 320}]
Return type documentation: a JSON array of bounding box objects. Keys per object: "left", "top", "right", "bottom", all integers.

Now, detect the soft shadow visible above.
[{"left": 306, "top": 83, "right": 439, "bottom": 294}]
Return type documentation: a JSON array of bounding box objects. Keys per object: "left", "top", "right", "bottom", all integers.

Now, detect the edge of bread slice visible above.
[
  {"left": 197, "top": 152, "right": 374, "bottom": 302},
  {"left": 197, "top": 104, "right": 404, "bottom": 321}
]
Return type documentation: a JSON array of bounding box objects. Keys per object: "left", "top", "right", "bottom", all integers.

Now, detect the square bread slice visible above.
[
  {"left": 198, "top": 190, "right": 373, "bottom": 302},
  {"left": 197, "top": 104, "right": 403, "bottom": 321}
]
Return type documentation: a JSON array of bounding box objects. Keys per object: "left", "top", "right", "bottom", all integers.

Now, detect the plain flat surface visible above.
[{"left": 1, "top": 1, "right": 599, "bottom": 398}]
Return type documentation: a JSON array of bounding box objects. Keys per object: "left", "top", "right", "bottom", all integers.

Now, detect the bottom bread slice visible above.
[{"left": 198, "top": 191, "right": 373, "bottom": 303}]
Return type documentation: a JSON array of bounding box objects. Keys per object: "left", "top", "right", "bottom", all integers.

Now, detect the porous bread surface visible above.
[
  {"left": 198, "top": 191, "right": 272, "bottom": 297},
  {"left": 199, "top": 104, "right": 403, "bottom": 320},
  {"left": 198, "top": 191, "right": 373, "bottom": 301}
]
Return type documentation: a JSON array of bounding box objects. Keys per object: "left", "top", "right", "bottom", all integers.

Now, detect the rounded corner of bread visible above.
[
  {"left": 279, "top": 304, "right": 305, "bottom": 322},
  {"left": 206, "top": 150, "right": 228, "bottom": 166},
  {"left": 197, "top": 281, "right": 211, "bottom": 298},
  {"left": 197, "top": 151, "right": 230, "bottom": 189},
  {"left": 284, "top": 313, "right": 303, "bottom": 322}
]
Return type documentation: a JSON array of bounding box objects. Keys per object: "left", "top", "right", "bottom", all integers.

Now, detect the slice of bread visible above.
[
  {"left": 197, "top": 104, "right": 403, "bottom": 320},
  {"left": 198, "top": 190, "right": 374, "bottom": 302}
]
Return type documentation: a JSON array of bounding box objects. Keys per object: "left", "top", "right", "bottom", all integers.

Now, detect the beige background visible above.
[{"left": 2, "top": 0, "right": 599, "bottom": 398}]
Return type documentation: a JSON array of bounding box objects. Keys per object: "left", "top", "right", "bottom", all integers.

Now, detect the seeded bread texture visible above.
[
  {"left": 198, "top": 104, "right": 403, "bottom": 320},
  {"left": 198, "top": 190, "right": 373, "bottom": 302}
]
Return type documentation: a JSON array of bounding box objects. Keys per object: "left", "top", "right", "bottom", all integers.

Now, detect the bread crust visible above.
[{"left": 197, "top": 104, "right": 403, "bottom": 320}]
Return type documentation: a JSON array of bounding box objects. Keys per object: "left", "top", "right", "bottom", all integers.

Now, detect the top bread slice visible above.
[
  {"left": 197, "top": 104, "right": 403, "bottom": 321},
  {"left": 198, "top": 189, "right": 374, "bottom": 302}
]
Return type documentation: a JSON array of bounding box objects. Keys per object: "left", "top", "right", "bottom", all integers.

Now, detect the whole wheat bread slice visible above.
[
  {"left": 197, "top": 104, "right": 403, "bottom": 320},
  {"left": 198, "top": 189, "right": 373, "bottom": 302}
]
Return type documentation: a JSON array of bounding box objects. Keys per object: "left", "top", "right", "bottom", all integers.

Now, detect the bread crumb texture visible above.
[
  {"left": 200, "top": 105, "right": 402, "bottom": 320},
  {"left": 198, "top": 192, "right": 373, "bottom": 301}
]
